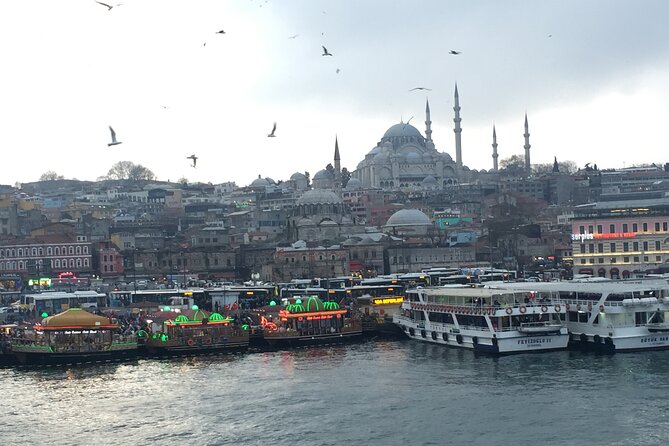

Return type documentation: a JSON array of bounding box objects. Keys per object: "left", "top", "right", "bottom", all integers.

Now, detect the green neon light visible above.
[
  {"left": 323, "top": 301, "right": 340, "bottom": 310},
  {"left": 137, "top": 330, "right": 148, "bottom": 338},
  {"left": 160, "top": 334, "right": 168, "bottom": 342},
  {"left": 242, "top": 324, "right": 250, "bottom": 330},
  {"left": 269, "top": 300, "right": 277, "bottom": 306},
  {"left": 306, "top": 296, "right": 323, "bottom": 312},
  {"left": 174, "top": 314, "right": 189, "bottom": 323},
  {"left": 41, "top": 312, "right": 49, "bottom": 318},
  {"left": 163, "top": 306, "right": 171, "bottom": 312},
  {"left": 209, "top": 312, "right": 224, "bottom": 321},
  {"left": 295, "top": 298, "right": 302, "bottom": 304},
  {"left": 191, "top": 305, "right": 199, "bottom": 311}
]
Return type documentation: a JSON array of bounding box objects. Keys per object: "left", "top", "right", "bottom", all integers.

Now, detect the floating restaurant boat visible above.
[
  {"left": 259, "top": 296, "right": 362, "bottom": 348},
  {"left": 142, "top": 306, "right": 249, "bottom": 356},
  {"left": 11, "top": 308, "right": 138, "bottom": 366},
  {"left": 393, "top": 286, "right": 569, "bottom": 354},
  {"left": 348, "top": 284, "right": 405, "bottom": 337},
  {"left": 488, "top": 279, "right": 669, "bottom": 352}
]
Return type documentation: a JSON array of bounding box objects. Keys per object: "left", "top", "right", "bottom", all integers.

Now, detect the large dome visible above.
[
  {"left": 296, "top": 189, "right": 342, "bottom": 205},
  {"left": 290, "top": 172, "right": 307, "bottom": 181},
  {"left": 385, "top": 209, "right": 431, "bottom": 226},
  {"left": 383, "top": 123, "right": 423, "bottom": 139},
  {"left": 250, "top": 175, "right": 270, "bottom": 187},
  {"left": 313, "top": 169, "right": 333, "bottom": 180},
  {"left": 345, "top": 177, "right": 362, "bottom": 190}
]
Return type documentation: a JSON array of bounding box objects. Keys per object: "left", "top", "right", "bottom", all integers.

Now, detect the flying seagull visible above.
[
  {"left": 288, "top": 34, "right": 299, "bottom": 39},
  {"left": 449, "top": 50, "right": 461, "bottom": 55},
  {"left": 95, "top": 1, "right": 119, "bottom": 10},
  {"left": 187, "top": 154, "right": 198, "bottom": 168},
  {"left": 409, "top": 87, "right": 431, "bottom": 91},
  {"left": 267, "top": 122, "right": 277, "bottom": 137},
  {"left": 216, "top": 30, "right": 226, "bottom": 34},
  {"left": 336, "top": 68, "right": 341, "bottom": 74},
  {"left": 107, "top": 126, "right": 122, "bottom": 146},
  {"left": 322, "top": 45, "right": 333, "bottom": 56}
]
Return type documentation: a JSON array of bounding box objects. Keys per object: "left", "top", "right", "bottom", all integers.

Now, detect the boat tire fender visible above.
[
  {"left": 456, "top": 334, "right": 463, "bottom": 344},
  {"left": 431, "top": 331, "right": 437, "bottom": 340},
  {"left": 421, "top": 330, "right": 426, "bottom": 338}
]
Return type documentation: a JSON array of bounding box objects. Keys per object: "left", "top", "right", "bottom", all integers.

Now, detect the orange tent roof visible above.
[{"left": 41, "top": 308, "right": 117, "bottom": 330}]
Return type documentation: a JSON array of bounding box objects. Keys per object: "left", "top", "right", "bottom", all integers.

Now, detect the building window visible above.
[
  {"left": 624, "top": 256, "right": 629, "bottom": 262},
  {"left": 664, "top": 222, "right": 668, "bottom": 232},
  {"left": 589, "top": 258, "right": 595, "bottom": 264},
  {"left": 611, "top": 258, "right": 617, "bottom": 263},
  {"left": 633, "top": 242, "right": 639, "bottom": 251},
  {"left": 18, "top": 261, "right": 24, "bottom": 270},
  {"left": 597, "top": 243, "right": 603, "bottom": 253},
  {"left": 587, "top": 225, "right": 593, "bottom": 234},
  {"left": 643, "top": 223, "right": 648, "bottom": 232},
  {"left": 644, "top": 256, "right": 649, "bottom": 262},
  {"left": 623, "top": 223, "right": 628, "bottom": 233},
  {"left": 69, "top": 259, "right": 75, "bottom": 268},
  {"left": 597, "top": 225, "right": 603, "bottom": 234},
  {"left": 579, "top": 225, "right": 585, "bottom": 234},
  {"left": 76, "top": 259, "right": 82, "bottom": 267},
  {"left": 634, "top": 256, "right": 640, "bottom": 262},
  {"left": 32, "top": 248, "right": 37, "bottom": 256},
  {"left": 55, "top": 259, "right": 60, "bottom": 268},
  {"left": 76, "top": 246, "right": 81, "bottom": 254},
  {"left": 655, "top": 222, "right": 661, "bottom": 232},
  {"left": 633, "top": 223, "right": 638, "bottom": 232},
  {"left": 609, "top": 224, "right": 615, "bottom": 233},
  {"left": 656, "top": 241, "right": 661, "bottom": 251},
  {"left": 84, "top": 258, "right": 89, "bottom": 267},
  {"left": 598, "top": 258, "right": 604, "bottom": 263},
  {"left": 17, "top": 248, "right": 22, "bottom": 257},
  {"left": 38, "top": 247, "right": 43, "bottom": 256},
  {"left": 580, "top": 259, "right": 586, "bottom": 264},
  {"left": 69, "top": 247, "right": 74, "bottom": 255},
  {"left": 55, "top": 247, "right": 60, "bottom": 255},
  {"left": 83, "top": 246, "right": 88, "bottom": 254},
  {"left": 657, "top": 256, "right": 662, "bottom": 262},
  {"left": 103, "top": 255, "right": 108, "bottom": 262},
  {"left": 623, "top": 242, "right": 629, "bottom": 252},
  {"left": 580, "top": 244, "right": 586, "bottom": 253},
  {"left": 47, "top": 247, "right": 52, "bottom": 255},
  {"left": 643, "top": 241, "right": 649, "bottom": 251},
  {"left": 610, "top": 243, "right": 616, "bottom": 253},
  {"left": 588, "top": 244, "right": 594, "bottom": 253}
]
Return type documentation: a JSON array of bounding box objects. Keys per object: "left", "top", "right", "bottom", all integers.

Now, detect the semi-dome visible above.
[
  {"left": 296, "top": 189, "right": 342, "bottom": 205},
  {"left": 405, "top": 152, "right": 421, "bottom": 163},
  {"left": 422, "top": 175, "right": 437, "bottom": 184},
  {"left": 250, "top": 175, "right": 270, "bottom": 187},
  {"left": 383, "top": 123, "right": 423, "bottom": 139},
  {"left": 385, "top": 209, "right": 431, "bottom": 226},
  {"left": 313, "top": 169, "right": 333, "bottom": 180},
  {"left": 297, "top": 217, "right": 316, "bottom": 227},
  {"left": 345, "top": 177, "right": 362, "bottom": 190}
]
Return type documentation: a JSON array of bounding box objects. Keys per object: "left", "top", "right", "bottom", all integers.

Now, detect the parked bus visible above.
[{"left": 22, "top": 290, "right": 107, "bottom": 315}]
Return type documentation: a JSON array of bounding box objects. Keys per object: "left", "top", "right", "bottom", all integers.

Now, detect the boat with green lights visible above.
[
  {"left": 10, "top": 308, "right": 139, "bottom": 366},
  {"left": 259, "top": 295, "right": 363, "bottom": 348},
  {"left": 142, "top": 306, "right": 249, "bottom": 356}
]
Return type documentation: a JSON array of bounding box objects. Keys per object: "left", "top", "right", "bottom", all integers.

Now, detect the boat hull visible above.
[
  {"left": 12, "top": 348, "right": 139, "bottom": 366},
  {"left": 142, "top": 339, "right": 249, "bottom": 357},
  {"left": 259, "top": 330, "right": 363, "bottom": 349}
]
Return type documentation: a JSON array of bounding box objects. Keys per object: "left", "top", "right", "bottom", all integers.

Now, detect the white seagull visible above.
[
  {"left": 107, "top": 126, "right": 122, "bottom": 146},
  {"left": 267, "top": 122, "right": 277, "bottom": 137}
]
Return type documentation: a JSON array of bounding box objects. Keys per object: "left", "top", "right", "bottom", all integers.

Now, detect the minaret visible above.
[
  {"left": 425, "top": 98, "right": 433, "bottom": 148},
  {"left": 334, "top": 136, "right": 342, "bottom": 195},
  {"left": 492, "top": 125, "right": 499, "bottom": 172},
  {"left": 453, "top": 83, "right": 463, "bottom": 171},
  {"left": 523, "top": 113, "right": 531, "bottom": 175}
]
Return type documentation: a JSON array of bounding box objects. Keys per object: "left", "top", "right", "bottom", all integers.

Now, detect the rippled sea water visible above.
[{"left": 3, "top": 339, "right": 669, "bottom": 446}]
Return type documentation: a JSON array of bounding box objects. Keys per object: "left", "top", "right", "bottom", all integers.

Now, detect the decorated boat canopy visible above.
[
  {"left": 38, "top": 308, "right": 117, "bottom": 331},
  {"left": 164, "top": 309, "right": 234, "bottom": 327},
  {"left": 280, "top": 295, "right": 346, "bottom": 319}
]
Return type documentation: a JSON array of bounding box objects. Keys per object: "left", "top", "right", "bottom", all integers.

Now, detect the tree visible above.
[
  {"left": 178, "top": 177, "right": 189, "bottom": 185},
  {"left": 533, "top": 160, "right": 578, "bottom": 175},
  {"left": 39, "top": 171, "right": 64, "bottom": 181},
  {"left": 105, "top": 161, "right": 156, "bottom": 181},
  {"left": 499, "top": 155, "right": 526, "bottom": 176}
]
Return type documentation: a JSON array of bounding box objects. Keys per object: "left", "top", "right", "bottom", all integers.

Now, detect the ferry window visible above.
[
  {"left": 578, "top": 312, "right": 588, "bottom": 323},
  {"left": 592, "top": 315, "right": 599, "bottom": 325},
  {"left": 643, "top": 223, "right": 648, "bottom": 232},
  {"left": 633, "top": 223, "right": 638, "bottom": 232},
  {"left": 610, "top": 243, "right": 616, "bottom": 252},
  {"left": 623, "top": 223, "right": 628, "bottom": 232},
  {"left": 597, "top": 225, "right": 603, "bottom": 234},
  {"left": 568, "top": 311, "right": 578, "bottom": 322},
  {"left": 655, "top": 222, "right": 661, "bottom": 232},
  {"left": 609, "top": 224, "right": 615, "bottom": 233}
]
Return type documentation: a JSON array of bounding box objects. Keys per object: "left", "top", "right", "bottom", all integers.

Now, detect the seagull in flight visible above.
[
  {"left": 288, "top": 34, "right": 299, "bottom": 39},
  {"left": 216, "top": 30, "right": 226, "bottom": 34},
  {"left": 95, "top": 1, "right": 118, "bottom": 10},
  {"left": 322, "top": 45, "right": 333, "bottom": 56},
  {"left": 267, "top": 122, "right": 277, "bottom": 137},
  {"left": 449, "top": 50, "right": 462, "bottom": 55},
  {"left": 187, "top": 154, "right": 198, "bottom": 168},
  {"left": 409, "top": 87, "right": 431, "bottom": 91},
  {"left": 336, "top": 68, "right": 341, "bottom": 74},
  {"left": 107, "top": 126, "right": 122, "bottom": 146}
]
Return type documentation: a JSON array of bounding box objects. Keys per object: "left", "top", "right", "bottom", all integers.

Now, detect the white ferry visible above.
[
  {"left": 487, "top": 279, "right": 669, "bottom": 352},
  {"left": 393, "top": 286, "right": 569, "bottom": 354}
]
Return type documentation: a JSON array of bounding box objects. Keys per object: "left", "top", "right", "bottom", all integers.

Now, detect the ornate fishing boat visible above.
[
  {"left": 142, "top": 306, "right": 249, "bottom": 356},
  {"left": 11, "top": 308, "right": 138, "bottom": 366}
]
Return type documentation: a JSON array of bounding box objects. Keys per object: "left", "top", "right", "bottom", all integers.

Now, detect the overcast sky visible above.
[{"left": 2, "top": 0, "right": 669, "bottom": 187}]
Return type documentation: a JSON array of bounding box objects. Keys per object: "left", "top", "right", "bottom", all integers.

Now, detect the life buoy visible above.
[
  {"left": 186, "top": 338, "right": 195, "bottom": 347},
  {"left": 519, "top": 305, "right": 527, "bottom": 314},
  {"left": 565, "top": 303, "right": 571, "bottom": 311},
  {"left": 599, "top": 304, "right": 605, "bottom": 312},
  {"left": 204, "top": 337, "right": 212, "bottom": 345},
  {"left": 576, "top": 304, "right": 582, "bottom": 311},
  {"left": 505, "top": 307, "right": 513, "bottom": 315},
  {"left": 554, "top": 304, "right": 561, "bottom": 312},
  {"left": 541, "top": 305, "right": 548, "bottom": 313},
  {"left": 587, "top": 303, "right": 593, "bottom": 312}
]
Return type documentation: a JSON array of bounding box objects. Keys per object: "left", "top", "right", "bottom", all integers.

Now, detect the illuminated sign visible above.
[
  {"left": 372, "top": 297, "right": 404, "bottom": 305},
  {"left": 572, "top": 232, "right": 636, "bottom": 241}
]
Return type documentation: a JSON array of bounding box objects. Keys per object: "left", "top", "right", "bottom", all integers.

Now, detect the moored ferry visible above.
[
  {"left": 393, "top": 286, "right": 568, "bottom": 354},
  {"left": 488, "top": 279, "right": 669, "bottom": 352},
  {"left": 11, "top": 308, "right": 138, "bottom": 366}
]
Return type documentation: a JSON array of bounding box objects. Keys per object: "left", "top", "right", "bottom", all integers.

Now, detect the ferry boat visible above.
[
  {"left": 259, "top": 296, "right": 362, "bottom": 348},
  {"left": 488, "top": 279, "right": 669, "bottom": 352},
  {"left": 393, "top": 286, "right": 569, "bottom": 354},
  {"left": 142, "top": 306, "right": 249, "bottom": 356},
  {"left": 11, "top": 308, "right": 138, "bottom": 366}
]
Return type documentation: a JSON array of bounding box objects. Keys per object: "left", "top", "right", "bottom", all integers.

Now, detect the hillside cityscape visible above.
[{"left": 2, "top": 105, "right": 669, "bottom": 296}]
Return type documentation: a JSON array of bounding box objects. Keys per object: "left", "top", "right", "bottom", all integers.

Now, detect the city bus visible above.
[{"left": 22, "top": 290, "right": 107, "bottom": 315}]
